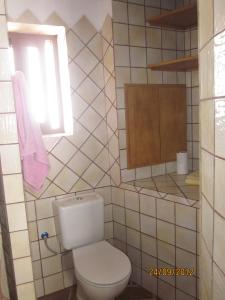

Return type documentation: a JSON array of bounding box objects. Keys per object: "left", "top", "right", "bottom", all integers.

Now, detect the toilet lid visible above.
[{"left": 72, "top": 241, "right": 131, "bottom": 286}]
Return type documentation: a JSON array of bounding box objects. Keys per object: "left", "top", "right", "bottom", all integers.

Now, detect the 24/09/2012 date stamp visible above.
[{"left": 149, "top": 268, "right": 195, "bottom": 276}]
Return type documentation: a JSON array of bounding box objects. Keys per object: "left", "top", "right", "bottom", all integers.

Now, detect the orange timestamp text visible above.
[{"left": 149, "top": 267, "right": 195, "bottom": 276}]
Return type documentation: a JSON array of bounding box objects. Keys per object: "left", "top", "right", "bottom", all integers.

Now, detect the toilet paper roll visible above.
[{"left": 176, "top": 152, "right": 188, "bottom": 175}]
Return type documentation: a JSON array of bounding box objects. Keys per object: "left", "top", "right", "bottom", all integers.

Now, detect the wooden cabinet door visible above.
[
  {"left": 125, "top": 85, "right": 161, "bottom": 169},
  {"left": 159, "top": 85, "right": 186, "bottom": 162}
]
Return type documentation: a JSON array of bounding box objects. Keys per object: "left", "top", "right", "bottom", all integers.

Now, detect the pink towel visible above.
[{"left": 12, "top": 71, "right": 49, "bottom": 191}]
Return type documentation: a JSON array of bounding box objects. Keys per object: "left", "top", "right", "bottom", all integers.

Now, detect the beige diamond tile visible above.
[
  {"left": 110, "top": 161, "right": 121, "bottom": 186},
  {"left": 81, "top": 136, "right": 104, "bottom": 160},
  {"left": 43, "top": 136, "right": 61, "bottom": 152},
  {"left": 102, "top": 38, "right": 110, "bottom": 56},
  {"left": 77, "top": 77, "right": 100, "bottom": 104},
  {"left": 105, "top": 76, "right": 116, "bottom": 102},
  {"left": 105, "top": 97, "right": 113, "bottom": 114},
  {"left": 17, "top": 10, "right": 40, "bottom": 24},
  {"left": 45, "top": 12, "right": 68, "bottom": 29},
  {"left": 89, "top": 63, "right": 105, "bottom": 89},
  {"left": 88, "top": 33, "right": 103, "bottom": 60},
  {"left": 91, "top": 92, "right": 106, "bottom": 117},
  {"left": 71, "top": 93, "right": 88, "bottom": 119},
  {"left": 74, "top": 47, "right": 98, "bottom": 74},
  {"left": 67, "top": 122, "right": 90, "bottom": 148},
  {"left": 51, "top": 138, "right": 77, "bottom": 164},
  {"left": 102, "top": 15, "right": 113, "bottom": 43},
  {"left": 108, "top": 153, "right": 115, "bottom": 169},
  {"left": 104, "top": 46, "right": 114, "bottom": 74},
  {"left": 104, "top": 66, "right": 111, "bottom": 84},
  {"left": 79, "top": 106, "right": 102, "bottom": 132},
  {"left": 69, "top": 62, "right": 86, "bottom": 90},
  {"left": 47, "top": 155, "right": 64, "bottom": 181},
  {"left": 109, "top": 134, "right": 119, "bottom": 160},
  {"left": 107, "top": 125, "right": 114, "bottom": 141},
  {"left": 67, "top": 151, "right": 91, "bottom": 176},
  {"left": 95, "top": 148, "right": 110, "bottom": 172},
  {"left": 54, "top": 167, "right": 79, "bottom": 192},
  {"left": 24, "top": 191, "right": 36, "bottom": 201},
  {"left": 97, "top": 174, "right": 111, "bottom": 187},
  {"left": 41, "top": 183, "right": 65, "bottom": 198},
  {"left": 107, "top": 106, "right": 118, "bottom": 132},
  {"left": 73, "top": 16, "right": 97, "bottom": 44},
  {"left": 70, "top": 178, "right": 92, "bottom": 192},
  {"left": 66, "top": 30, "right": 84, "bottom": 59},
  {"left": 92, "top": 120, "right": 108, "bottom": 145},
  {"left": 82, "top": 163, "right": 105, "bottom": 187},
  {"left": 25, "top": 179, "right": 51, "bottom": 199}
]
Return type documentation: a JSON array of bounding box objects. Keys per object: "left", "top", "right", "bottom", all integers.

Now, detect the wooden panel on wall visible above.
[
  {"left": 125, "top": 84, "right": 186, "bottom": 169},
  {"left": 159, "top": 85, "right": 186, "bottom": 161},
  {"left": 125, "top": 84, "right": 161, "bottom": 169}
]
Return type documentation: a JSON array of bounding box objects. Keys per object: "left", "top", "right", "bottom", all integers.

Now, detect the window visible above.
[{"left": 8, "top": 23, "right": 73, "bottom": 136}]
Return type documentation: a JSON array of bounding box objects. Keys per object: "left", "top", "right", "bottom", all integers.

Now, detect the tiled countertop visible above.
[{"left": 127, "top": 173, "right": 199, "bottom": 201}]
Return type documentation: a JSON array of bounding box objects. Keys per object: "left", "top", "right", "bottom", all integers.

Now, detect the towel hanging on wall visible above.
[{"left": 12, "top": 71, "right": 49, "bottom": 191}]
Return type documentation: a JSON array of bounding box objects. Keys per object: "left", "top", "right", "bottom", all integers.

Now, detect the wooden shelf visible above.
[
  {"left": 149, "top": 56, "right": 198, "bottom": 72},
  {"left": 147, "top": 4, "right": 197, "bottom": 29}
]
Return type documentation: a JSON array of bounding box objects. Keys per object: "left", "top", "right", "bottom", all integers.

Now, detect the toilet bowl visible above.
[
  {"left": 53, "top": 192, "right": 132, "bottom": 300},
  {"left": 73, "top": 241, "right": 131, "bottom": 300}
]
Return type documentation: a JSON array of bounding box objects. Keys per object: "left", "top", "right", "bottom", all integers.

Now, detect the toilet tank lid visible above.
[{"left": 55, "top": 192, "right": 103, "bottom": 208}]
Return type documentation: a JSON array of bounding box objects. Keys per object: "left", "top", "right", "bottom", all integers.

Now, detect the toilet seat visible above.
[{"left": 73, "top": 241, "right": 131, "bottom": 287}]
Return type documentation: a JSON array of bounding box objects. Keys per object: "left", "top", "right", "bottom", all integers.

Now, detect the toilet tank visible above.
[{"left": 53, "top": 193, "right": 104, "bottom": 250}]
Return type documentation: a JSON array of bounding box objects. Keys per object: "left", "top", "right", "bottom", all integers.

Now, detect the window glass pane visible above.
[
  {"left": 26, "top": 46, "right": 46, "bottom": 124},
  {"left": 44, "top": 40, "right": 60, "bottom": 129}
]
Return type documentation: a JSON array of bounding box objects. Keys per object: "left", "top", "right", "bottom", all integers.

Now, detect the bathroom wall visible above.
[
  {"left": 3, "top": 0, "right": 201, "bottom": 299},
  {"left": 199, "top": 0, "right": 225, "bottom": 299},
  {"left": 185, "top": 27, "right": 199, "bottom": 172},
  {"left": 110, "top": 1, "right": 200, "bottom": 299},
  {"left": 112, "top": 0, "right": 199, "bottom": 182},
  {"left": 0, "top": 1, "right": 36, "bottom": 300},
  {"left": 5, "top": 0, "right": 117, "bottom": 297},
  {"left": 112, "top": 183, "right": 199, "bottom": 300}
]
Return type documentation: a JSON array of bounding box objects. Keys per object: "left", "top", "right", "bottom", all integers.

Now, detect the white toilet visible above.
[{"left": 53, "top": 192, "right": 132, "bottom": 300}]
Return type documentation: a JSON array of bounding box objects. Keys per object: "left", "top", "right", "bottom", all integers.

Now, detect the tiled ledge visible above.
[{"left": 125, "top": 173, "right": 200, "bottom": 202}]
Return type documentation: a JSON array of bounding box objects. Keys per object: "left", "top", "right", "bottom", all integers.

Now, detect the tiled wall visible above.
[
  {"left": 112, "top": 0, "right": 199, "bottom": 182},
  {"left": 2, "top": 1, "right": 201, "bottom": 299},
  {"left": 199, "top": 0, "right": 225, "bottom": 299},
  {"left": 112, "top": 183, "right": 199, "bottom": 300},
  {"left": 185, "top": 27, "right": 199, "bottom": 172},
  {"left": 102, "top": 15, "right": 121, "bottom": 186},
  {"left": 29, "top": 186, "right": 113, "bottom": 298},
  {"left": 0, "top": 1, "right": 35, "bottom": 299},
  {"left": 6, "top": 8, "right": 117, "bottom": 297}
]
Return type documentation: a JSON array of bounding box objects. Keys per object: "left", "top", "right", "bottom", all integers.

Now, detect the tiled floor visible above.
[
  {"left": 38, "top": 284, "right": 159, "bottom": 300},
  {"left": 116, "top": 285, "right": 159, "bottom": 300},
  {"left": 128, "top": 173, "right": 199, "bottom": 200}
]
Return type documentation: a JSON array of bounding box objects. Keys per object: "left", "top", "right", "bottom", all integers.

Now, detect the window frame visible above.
[{"left": 7, "top": 22, "right": 73, "bottom": 137}]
